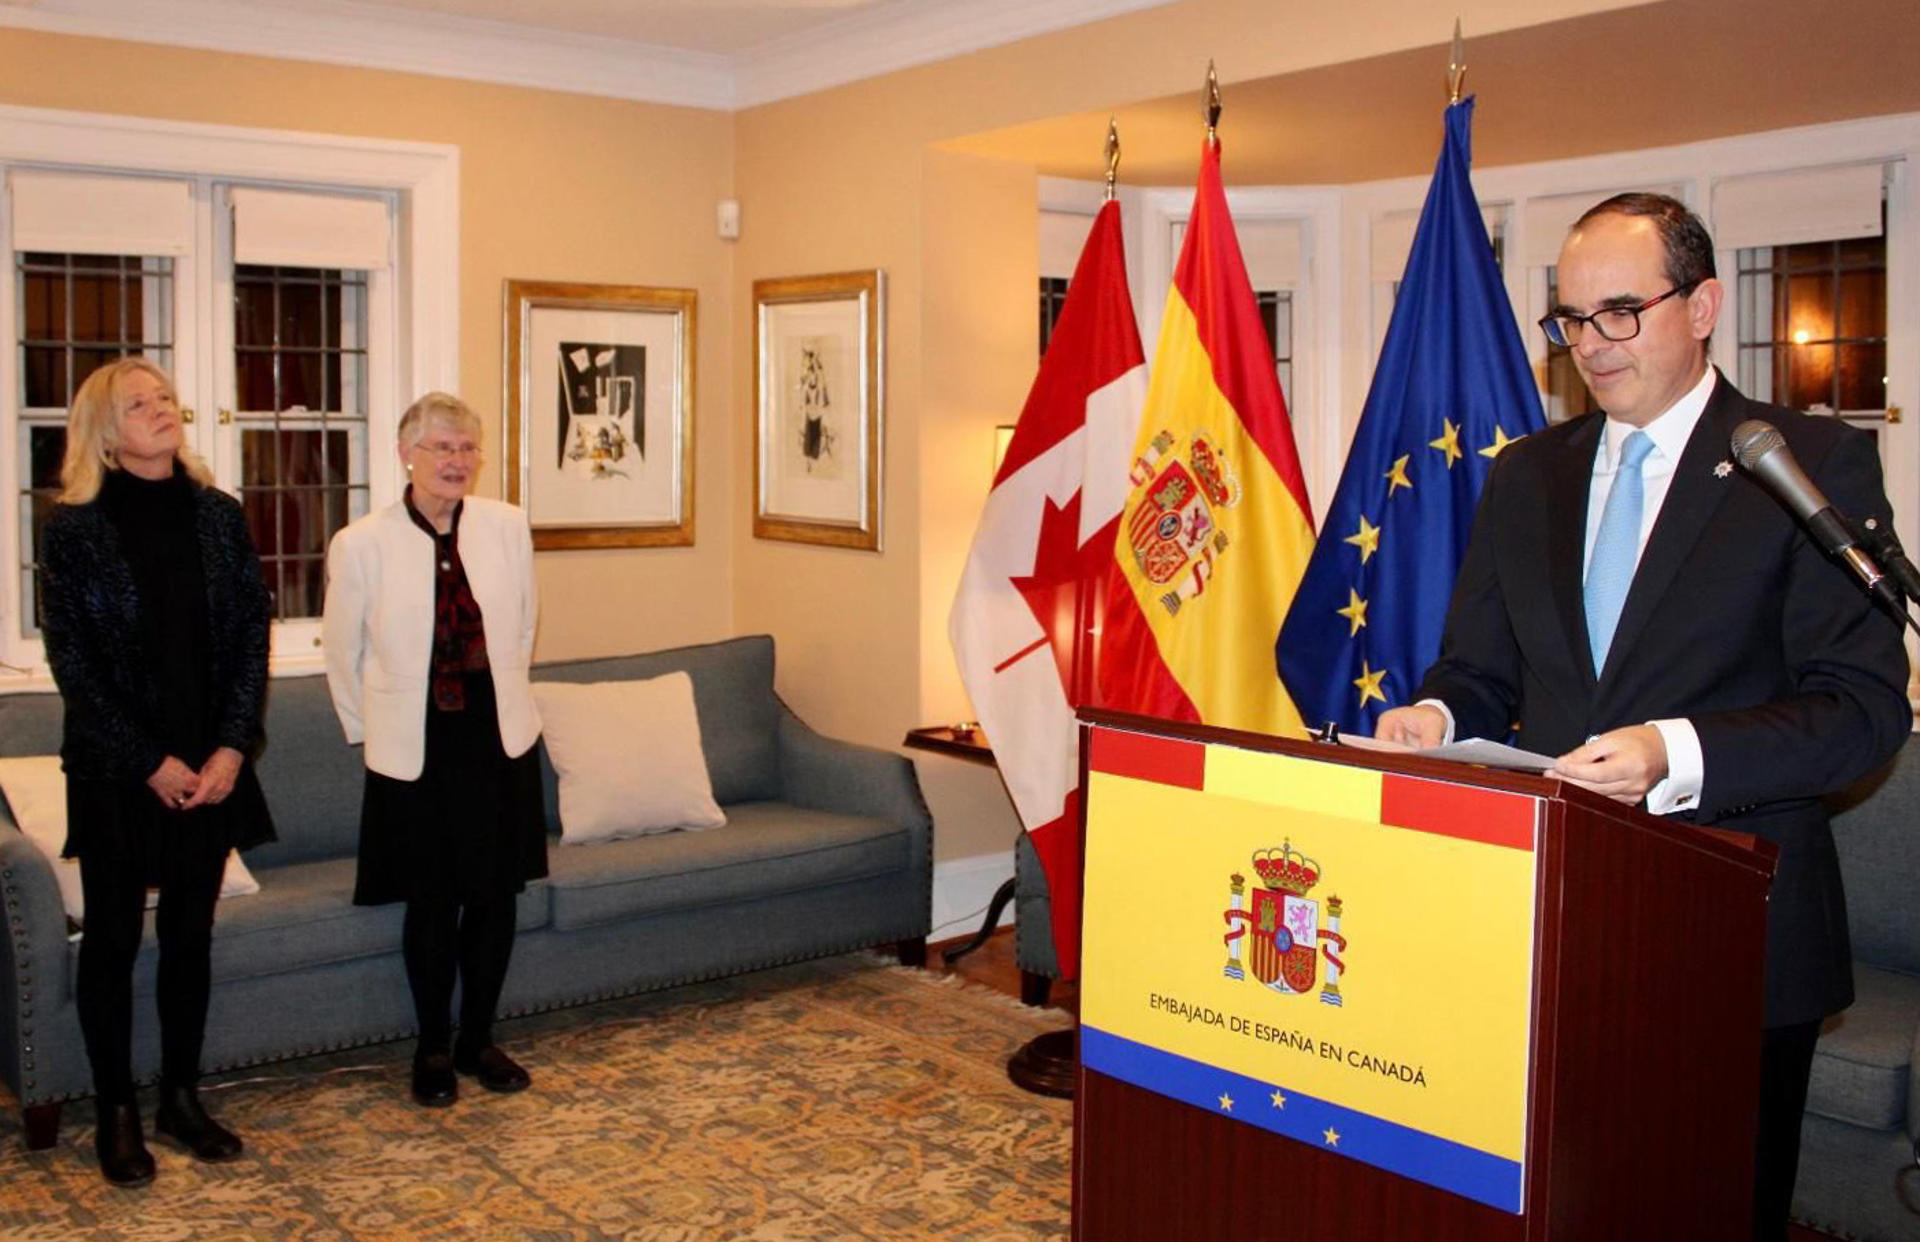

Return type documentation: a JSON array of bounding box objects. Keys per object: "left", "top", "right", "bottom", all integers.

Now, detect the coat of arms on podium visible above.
[{"left": 1222, "top": 842, "right": 1349, "bottom": 1006}]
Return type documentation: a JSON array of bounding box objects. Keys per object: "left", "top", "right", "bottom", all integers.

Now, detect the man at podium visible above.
[{"left": 1375, "top": 192, "right": 1910, "bottom": 1241}]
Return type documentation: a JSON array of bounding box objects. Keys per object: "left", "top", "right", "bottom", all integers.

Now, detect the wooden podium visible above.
[{"left": 1071, "top": 711, "right": 1777, "bottom": 1242}]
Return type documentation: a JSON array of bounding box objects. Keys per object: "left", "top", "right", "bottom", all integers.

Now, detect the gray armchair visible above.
[
  {"left": 1014, "top": 832, "right": 1059, "bottom": 1006},
  {"left": 1794, "top": 734, "right": 1920, "bottom": 1240}
]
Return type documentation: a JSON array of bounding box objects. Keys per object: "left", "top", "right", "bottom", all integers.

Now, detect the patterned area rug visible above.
[{"left": 0, "top": 955, "right": 1073, "bottom": 1241}]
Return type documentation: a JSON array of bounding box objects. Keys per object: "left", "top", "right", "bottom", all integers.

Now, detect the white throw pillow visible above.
[
  {"left": 532, "top": 672, "right": 727, "bottom": 845},
  {"left": 0, "top": 754, "right": 261, "bottom": 928}
]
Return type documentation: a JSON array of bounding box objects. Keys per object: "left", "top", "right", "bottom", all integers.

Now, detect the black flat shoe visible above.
[
  {"left": 452, "top": 1044, "right": 531, "bottom": 1094},
  {"left": 155, "top": 1084, "right": 243, "bottom": 1162},
  {"left": 94, "top": 1100, "right": 155, "bottom": 1188},
  {"left": 411, "top": 1052, "right": 458, "bottom": 1107}
]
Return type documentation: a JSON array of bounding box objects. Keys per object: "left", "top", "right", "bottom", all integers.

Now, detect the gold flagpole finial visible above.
[
  {"left": 1447, "top": 18, "right": 1467, "bottom": 104},
  {"left": 1203, "top": 60, "right": 1222, "bottom": 148},
  {"left": 1103, "top": 117, "right": 1122, "bottom": 201}
]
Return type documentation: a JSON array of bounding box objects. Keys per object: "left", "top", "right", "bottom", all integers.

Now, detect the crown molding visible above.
[
  {"left": 730, "top": 0, "right": 1176, "bottom": 108},
  {"left": 0, "top": 0, "right": 1177, "bottom": 111},
  {"left": 0, "top": 0, "right": 738, "bottom": 110}
]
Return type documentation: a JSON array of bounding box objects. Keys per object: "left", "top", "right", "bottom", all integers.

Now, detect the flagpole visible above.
[
  {"left": 1202, "top": 60, "right": 1221, "bottom": 149},
  {"left": 1448, "top": 18, "right": 1467, "bottom": 103},
  {"left": 1008, "top": 117, "right": 1132, "bottom": 1103}
]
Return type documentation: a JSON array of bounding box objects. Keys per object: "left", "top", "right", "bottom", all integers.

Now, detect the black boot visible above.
[
  {"left": 411, "top": 1049, "right": 458, "bottom": 1108},
  {"left": 453, "top": 1043, "right": 531, "bottom": 1094},
  {"left": 94, "top": 1098, "right": 155, "bottom": 1187},
  {"left": 154, "top": 1082, "right": 243, "bottom": 1161}
]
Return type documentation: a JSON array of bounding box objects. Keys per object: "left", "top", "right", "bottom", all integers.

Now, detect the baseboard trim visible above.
[{"left": 930, "top": 850, "right": 1015, "bottom": 941}]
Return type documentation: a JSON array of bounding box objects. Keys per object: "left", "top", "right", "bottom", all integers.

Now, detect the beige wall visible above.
[{"left": 0, "top": 27, "right": 738, "bottom": 663}]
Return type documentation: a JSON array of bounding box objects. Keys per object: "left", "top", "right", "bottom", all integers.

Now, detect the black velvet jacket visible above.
[{"left": 40, "top": 471, "right": 273, "bottom": 785}]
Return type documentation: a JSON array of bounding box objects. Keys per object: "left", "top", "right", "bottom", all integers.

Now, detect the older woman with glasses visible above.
[
  {"left": 322, "top": 392, "right": 547, "bottom": 1107},
  {"left": 40, "top": 357, "right": 275, "bottom": 1186}
]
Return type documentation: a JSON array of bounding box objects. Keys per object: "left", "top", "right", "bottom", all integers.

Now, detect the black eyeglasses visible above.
[{"left": 1538, "top": 280, "right": 1702, "bottom": 347}]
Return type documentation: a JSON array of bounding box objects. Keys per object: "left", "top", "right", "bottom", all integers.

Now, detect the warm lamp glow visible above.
[
  {"left": 1793, "top": 329, "right": 1812, "bottom": 345},
  {"left": 992, "top": 424, "right": 1016, "bottom": 475}
]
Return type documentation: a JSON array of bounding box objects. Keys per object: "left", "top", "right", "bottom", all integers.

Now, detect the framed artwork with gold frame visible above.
[
  {"left": 503, "top": 278, "right": 695, "bottom": 550},
  {"left": 751, "top": 269, "right": 884, "bottom": 550}
]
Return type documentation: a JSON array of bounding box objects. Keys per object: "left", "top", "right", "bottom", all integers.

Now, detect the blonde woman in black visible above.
[{"left": 40, "top": 358, "right": 275, "bottom": 1186}]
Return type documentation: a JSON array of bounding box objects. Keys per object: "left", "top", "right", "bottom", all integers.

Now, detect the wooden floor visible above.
[{"left": 926, "top": 926, "right": 1835, "bottom": 1242}]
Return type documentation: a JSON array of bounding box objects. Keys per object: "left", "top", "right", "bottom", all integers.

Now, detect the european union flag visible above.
[{"left": 1277, "top": 97, "right": 1545, "bottom": 735}]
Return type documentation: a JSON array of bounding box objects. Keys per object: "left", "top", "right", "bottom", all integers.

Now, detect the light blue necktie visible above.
[{"left": 1584, "top": 430, "right": 1655, "bottom": 674}]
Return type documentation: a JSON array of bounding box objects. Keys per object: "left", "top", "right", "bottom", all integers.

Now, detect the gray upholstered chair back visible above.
[
  {"left": 247, "top": 674, "right": 372, "bottom": 866},
  {"left": 1828, "top": 733, "right": 1920, "bottom": 977}
]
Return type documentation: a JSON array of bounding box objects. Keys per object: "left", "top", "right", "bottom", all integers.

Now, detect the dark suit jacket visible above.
[{"left": 1417, "top": 373, "right": 1910, "bottom": 1028}]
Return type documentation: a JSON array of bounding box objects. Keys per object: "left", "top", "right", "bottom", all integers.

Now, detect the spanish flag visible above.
[{"left": 1099, "top": 138, "right": 1316, "bottom": 735}]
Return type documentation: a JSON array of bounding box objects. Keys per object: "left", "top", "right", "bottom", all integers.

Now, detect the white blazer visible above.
[{"left": 322, "top": 496, "right": 540, "bottom": 781}]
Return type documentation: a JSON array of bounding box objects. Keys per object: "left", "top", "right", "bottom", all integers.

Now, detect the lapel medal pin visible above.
[{"left": 1714, "top": 459, "right": 1734, "bottom": 479}]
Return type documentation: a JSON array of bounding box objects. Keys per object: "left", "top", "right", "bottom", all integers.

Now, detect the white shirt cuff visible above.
[
  {"left": 1415, "top": 698, "right": 1457, "bottom": 746},
  {"left": 1643, "top": 718, "right": 1703, "bottom": 815}
]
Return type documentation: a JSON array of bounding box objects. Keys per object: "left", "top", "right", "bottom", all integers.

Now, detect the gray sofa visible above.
[
  {"left": 0, "top": 635, "right": 932, "bottom": 1148},
  {"left": 1795, "top": 734, "right": 1920, "bottom": 1240}
]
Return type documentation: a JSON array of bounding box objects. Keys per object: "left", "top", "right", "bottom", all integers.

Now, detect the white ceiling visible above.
[{"left": 0, "top": 0, "right": 1178, "bottom": 109}]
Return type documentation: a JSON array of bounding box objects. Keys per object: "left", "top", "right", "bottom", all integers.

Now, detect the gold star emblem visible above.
[
  {"left": 1270, "top": 1089, "right": 1287, "bottom": 1109},
  {"left": 1353, "top": 661, "right": 1388, "bottom": 708},
  {"left": 1336, "top": 589, "right": 1368, "bottom": 637},
  {"left": 1479, "top": 426, "right": 1519, "bottom": 459},
  {"left": 1714, "top": 459, "right": 1734, "bottom": 479},
  {"left": 1323, "top": 1126, "right": 1342, "bottom": 1147},
  {"left": 1428, "top": 419, "right": 1462, "bottom": 468},
  {"left": 1384, "top": 455, "right": 1413, "bottom": 496},
  {"left": 1344, "top": 515, "right": 1381, "bottom": 565},
  {"left": 1218, "top": 1092, "right": 1234, "bottom": 1112}
]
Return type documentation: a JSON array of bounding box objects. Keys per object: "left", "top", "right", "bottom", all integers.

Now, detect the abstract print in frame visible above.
[
  {"left": 504, "top": 279, "right": 695, "bottom": 549},
  {"left": 753, "top": 269, "right": 884, "bottom": 550}
]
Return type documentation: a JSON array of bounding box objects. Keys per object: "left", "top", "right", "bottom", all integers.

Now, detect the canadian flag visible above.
[{"left": 947, "top": 200, "right": 1146, "bottom": 980}]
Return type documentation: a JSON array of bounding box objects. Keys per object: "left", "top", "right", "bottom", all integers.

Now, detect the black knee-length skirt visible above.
[{"left": 352, "top": 670, "right": 549, "bottom": 906}]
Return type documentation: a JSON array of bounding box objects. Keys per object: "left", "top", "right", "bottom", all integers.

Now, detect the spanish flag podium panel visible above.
[{"left": 1079, "top": 721, "right": 1541, "bottom": 1214}]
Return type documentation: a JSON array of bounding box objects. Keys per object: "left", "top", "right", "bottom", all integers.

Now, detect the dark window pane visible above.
[
  {"left": 241, "top": 485, "right": 279, "bottom": 557},
  {"left": 1784, "top": 243, "right": 1829, "bottom": 272},
  {"left": 69, "top": 275, "right": 125, "bottom": 344},
  {"left": 279, "top": 353, "right": 323, "bottom": 412},
  {"left": 28, "top": 426, "right": 67, "bottom": 491},
  {"left": 280, "top": 492, "right": 328, "bottom": 558},
  {"left": 277, "top": 282, "right": 322, "bottom": 349},
  {"left": 1837, "top": 268, "right": 1884, "bottom": 341},
  {"left": 22, "top": 272, "right": 60, "bottom": 340},
  {"left": 236, "top": 351, "right": 277, "bottom": 411},
  {"left": 235, "top": 280, "right": 277, "bottom": 350},
  {"left": 22, "top": 346, "right": 66, "bottom": 409},
  {"left": 1785, "top": 343, "right": 1835, "bottom": 409},
  {"left": 279, "top": 556, "right": 324, "bottom": 620},
  {"left": 1838, "top": 234, "right": 1884, "bottom": 266},
  {"left": 1837, "top": 342, "right": 1887, "bottom": 411},
  {"left": 322, "top": 429, "right": 350, "bottom": 487}
]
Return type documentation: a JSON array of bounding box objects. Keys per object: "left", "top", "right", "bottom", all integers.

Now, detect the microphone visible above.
[{"left": 1729, "top": 419, "right": 1905, "bottom": 610}]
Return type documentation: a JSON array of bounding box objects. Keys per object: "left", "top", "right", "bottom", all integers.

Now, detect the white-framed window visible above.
[{"left": 0, "top": 107, "right": 458, "bottom": 685}]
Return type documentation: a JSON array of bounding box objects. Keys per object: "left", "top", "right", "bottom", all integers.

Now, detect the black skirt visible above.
[
  {"left": 63, "top": 763, "right": 273, "bottom": 884},
  {"left": 353, "top": 669, "right": 549, "bottom": 906}
]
